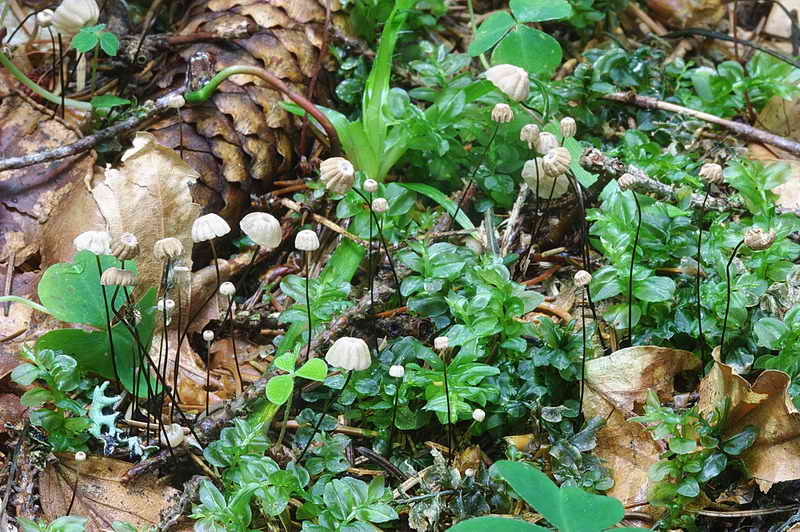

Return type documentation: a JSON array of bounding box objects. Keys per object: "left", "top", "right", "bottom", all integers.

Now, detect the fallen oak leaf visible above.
[
  {"left": 40, "top": 453, "right": 180, "bottom": 532},
  {"left": 583, "top": 346, "right": 700, "bottom": 513},
  {"left": 698, "top": 347, "right": 800, "bottom": 492}
]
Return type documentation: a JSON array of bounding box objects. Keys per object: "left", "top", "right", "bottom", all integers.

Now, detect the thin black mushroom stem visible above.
[
  {"left": 434, "top": 336, "right": 454, "bottom": 462},
  {"left": 352, "top": 187, "right": 401, "bottom": 306},
  {"left": 696, "top": 163, "right": 724, "bottom": 359},
  {"left": 295, "top": 229, "right": 321, "bottom": 363},
  {"left": 298, "top": 337, "right": 371, "bottom": 461},
  {"left": 618, "top": 174, "right": 642, "bottom": 347},
  {"left": 386, "top": 364, "right": 405, "bottom": 454},
  {"left": 66, "top": 451, "right": 86, "bottom": 516},
  {"left": 574, "top": 270, "right": 592, "bottom": 415},
  {"left": 721, "top": 226, "right": 776, "bottom": 358}
]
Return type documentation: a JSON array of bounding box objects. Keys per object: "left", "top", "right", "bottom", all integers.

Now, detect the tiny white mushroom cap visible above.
[
  {"left": 37, "top": 9, "right": 55, "bottom": 27},
  {"left": 52, "top": 0, "right": 99, "bottom": 36},
  {"left": 536, "top": 132, "right": 559, "bottom": 154},
  {"left": 74, "top": 451, "right": 87, "bottom": 462},
  {"left": 240, "top": 212, "right": 282, "bottom": 249},
  {"left": 485, "top": 64, "right": 529, "bottom": 102},
  {"left": 325, "top": 336, "right": 372, "bottom": 371},
  {"left": 295, "top": 230, "right": 320, "bottom": 251},
  {"left": 154, "top": 237, "right": 184, "bottom": 260},
  {"left": 521, "top": 160, "right": 570, "bottom": 199},
  {"left": 744, "top": 227, "right": 776, "bottom": 251},
  {"left": 160, "top": 423, "right": 185, "bottom": 448},
  {"left": 491, "top": 103, "right": 514, "bottom": 123},
  {"left": 219, "top": 282, "right": 235, "bottom": 297},
  {"left": 560, "top": 116, "right": 577, "bottom": 138},
  {"left": 618, "top": 173, "right": 636, "bottom": 191},
  {"left": 372, "top": 197, "right": 389, "bottom": 213},
  {"left": 389, "top": 365, "right": 405, "bottom": 378},
  {"left": 203, "top": 330, "right": 215, "bottom": 343},
  {"left": 434, "top": 336, "right": 449, "bottom": 350},
  {"left": 364, "top": 179, "right": 379, "bottom": 193},
  {"left": 520, "top": 124, "right": 540, "bottom": 149},
  {"left": 157, "top": 298, "right": 176, "bottom": 313},
  {"left": 320, "top": 157, "right": 356, "bottom": 195},
  {"left": 472, "top": 408, "right": 486, "bottom": 422},
  {"left": 542, "top": 147, "right": 571, "bottom": 178},
  {"left": 100, "top": 267, "right": 137, "bottom": 287},
  {"left": 74, "top": 230, "right": 112, "bottom": 255},
  {"left": 192, "top": 213, "right": 231, "bottom": 243},
  {"left": 574, "top": 270, "right": 592, "bottom": 287},
  {"left": 465, "top": 468, "right": 475, "bottom": 477},
  {"left": 699, "top": 162, "right": 724, "bottom": 184},
  {"left": 111, "top": 232, "right": 139, "bottom": 261}
]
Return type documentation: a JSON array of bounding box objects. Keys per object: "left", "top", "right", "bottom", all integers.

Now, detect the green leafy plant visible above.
[
  {"left": 468, "top": 0, "right": 572, "bottom": 74},
  {"left": 11, "top": 348, "right": 94, "bottom": 451},
  {"left": 449, "top": 460, "right": 646, "bottom": 531},
  {"left": 267, "top": 352, "right": 328, "bottom": 406},
  {"left": 71, "top": 24, "right": 120, "bottom": 57},
  {"left": 17, "top": 517, "right": 87, "bottom": 532},
  {"left": 755, "top": 305, "right": 800, "bottom": 405},
  {"left": 630, "top": 390, "right": 757, "bottom": 529},
  {"left": 301, "top": 476, "right": 399, "bottom": 531}
]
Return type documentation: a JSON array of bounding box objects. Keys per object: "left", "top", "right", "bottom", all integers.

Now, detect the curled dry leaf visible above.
[
  {"left": 40, "top": 453, "right": 179, "bottom": 532},
  {"left": 92, "top": 132, "right": 201, "bottom": 299},
  {"left": 699, "top": 348, "right": 800, "bottom": 492},
  {"left": 583, "top": 345, "right": 700, "bottom": 512}
]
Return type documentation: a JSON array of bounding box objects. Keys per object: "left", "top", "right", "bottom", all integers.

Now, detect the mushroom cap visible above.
[
  {"left": 240, "top": 212, "right": 282, "bottom": 249},
  {"left": 192, "top": 213, "right": 231, "bottom": 243},
  {"left": 364, "top": 179, "right": 379, "bottom": 193},
  {"left": 433, "top": 336, "right": 449, "bottom": 350},
  {"left": 295, "top": 229, "right": 320, "bottom": 251},
  {"left": 154, "top": 237, "right": 184, "bottom": 260},
  {"left": 521, "top": 160, "right": 570, "bottom": 199},
  {"left": 699, "top": 162, "right": 723, "bottom": 184},
  {"left": 520, "top": 124, "right": 540, "bottom": 148},
  {"left": 574, "top": 270, "right": 592, "bottom": 287},
  {"left": 111, "top": 232, "right": 139, "bottom": 261},
  {"left": 542, "top": 147, "right": 571, "bottom": 177},
  {"left": 74, "top": 230, "right": 112, "bottom": 255},
  {"left": 372, "top": 197, "right": 389, "bottom": 213},
  {"left": 744, "top": 227, "right": 776, "bottom": 251},
  {"left": 491, "top": 103, "right": 514, "bottom": 123},
  {"left": 536, "top": 132, "right": 559, "bottom": 154},
  {"left": 100, "top": 267, "right": 137, "bottom": 287},
  {"left": 320, "top": 157, "right": 356, "bottom": 195},
  {"left": 485, "top": 64, "right": 530, "bottom": 101},
  {"left": 325, "top": 337, "right": 372, "bottom": 371},
  {"left": 52, "top": 0, "right": 99, "bottom": 36},
  {"left": 219, "top": 282, "right": 236, "bottom": 297},
  {"left": 560, "top": 116, "right": 577, "bottom": 138}
]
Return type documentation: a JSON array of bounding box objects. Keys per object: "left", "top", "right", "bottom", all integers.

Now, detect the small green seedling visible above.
[
  {"left": 267, "top": 350, "right": 328, "bottom": 448},
  {"left": 469, "top": 0, "right": 572, "bottom": 74},
  {"left": 449, "top": 460, "right": 648, "bottom": 532}
]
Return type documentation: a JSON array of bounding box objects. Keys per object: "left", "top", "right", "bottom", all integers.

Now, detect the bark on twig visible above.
[
  {"left": 580, "top": 148, "right": 735, "bottom": 211},
  {"left": 0, "top": 90, "right": 184, "bottom": 172},
  {"left": 602, "top": 91, "right": 800, "bottom": 157}
]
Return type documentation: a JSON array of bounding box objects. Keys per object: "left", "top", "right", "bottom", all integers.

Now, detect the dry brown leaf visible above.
[
  {"left": 583, "top": 346, "right": 700, "bottom": 511},
  {"left": 0, "top": 394, "right": 24, "bottom": 431},
  {"left": 91, "top": 132, "right": 201, "bottom": 298},
  {"left": 0, "top": 91, "right": 96, "bottom": 266},
  {"left": 698, "top": 349, "right": 800, "bottom": 492},
  {"left": 40, "top": 453, "right": 179, "bottom": 532}
]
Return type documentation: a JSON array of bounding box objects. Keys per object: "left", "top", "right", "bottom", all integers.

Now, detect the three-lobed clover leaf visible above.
[
  {"left": 266, "top": 352, "right": 328, "bottom": 406},
  {"left": 71, "top": 24, "right": 119, "bottom": 56}
]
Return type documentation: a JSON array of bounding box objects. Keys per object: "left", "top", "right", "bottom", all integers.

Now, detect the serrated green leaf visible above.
[{"left": 468, "top": 11, "right": 515, "bottom": 56}]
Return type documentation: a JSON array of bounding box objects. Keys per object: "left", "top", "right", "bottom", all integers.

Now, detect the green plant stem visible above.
[
  {"left": 183, "top": 65, "right": 340, "bottom": 154},
  {"left": 274, "top": 387, "right": 294, "bottom": 449},
  {"left": 466, "top": 0, "right": 490, "bottom": 70},
  {"left": 90, "top": 42, "right": 99, "bottom": 95},
  {"left": 0, "top": 296, "right": 50, "bottom": 315},
  {"left": 0, "top": 49, "right": 92, "bottom": 111}
]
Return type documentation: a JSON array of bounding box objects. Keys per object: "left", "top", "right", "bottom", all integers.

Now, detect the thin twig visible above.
[
  {"left": 277, "top": 197, "right": 369, "bottom": 247},
  {"left": 603, "top": 91, "right": 800, "bottom": 157}
]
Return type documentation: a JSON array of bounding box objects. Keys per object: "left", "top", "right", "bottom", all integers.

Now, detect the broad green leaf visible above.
[
  {"left": 633, "top": 276, "right": 676, "bottom": 302},
  {"left": 38, "top": 251, "right": 136, "bottom": 328},
  {"left": 296, "top": 358, "right": 328, "bottom": 381},
  {"left": 400, "top": 183, "right": 476, "bottom": 231},
  {"left": 266, "top": 374, "right": 295, "bottom": 405},
  {"left": 99, "top": 31, "right": 119, "bottom": 56},
  {"left": 669, "top": 437, "right": 697, "bottom": 454},
  {"left": 511, "top": 0, "right": 573, "bottom": 22},
  {"left": 491, "top": 26, "right": 562, "bottom": 75},
  {"left": 449, "top": 517, "right": 550, "bottom": 532},
  {"left": 274, "top": 353, "right": 297, "bottom": 373},
  {"left": 468, "top": 12, "right": 515, "bottom": 56},
  {"left": 698, "top": 453, "right": 727, "bottom": 482},
  {"left": 754, "top": 317, "right": 787, "bottom": 349},
  {"left": 198, "top": 480, "right": 226, "bottom": 512},
  {"left": 35, "top": 288, "right": 158, "bottom": 397},
  {"left": 722, "top": 426, "right": 758, "bottom": 455},
  {"left": 71, "top": 30, "right": 98, "bottom": 53},
  {"left": 91, "top": 94, "right": 130, "bottom": 111},
  {"left": 11, "top": 363, "right": 41, "bottom": 386},
  {"left": 493, "top": 460, "right": 626, "bottom": 532},
  {"left": 21, "top": 388, "right": 53, "bottom": 407}
]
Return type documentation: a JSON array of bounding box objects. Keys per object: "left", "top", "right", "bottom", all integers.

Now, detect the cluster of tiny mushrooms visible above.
[{"left": 10, "top": 1, "right": 780, "bottom": 466}]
